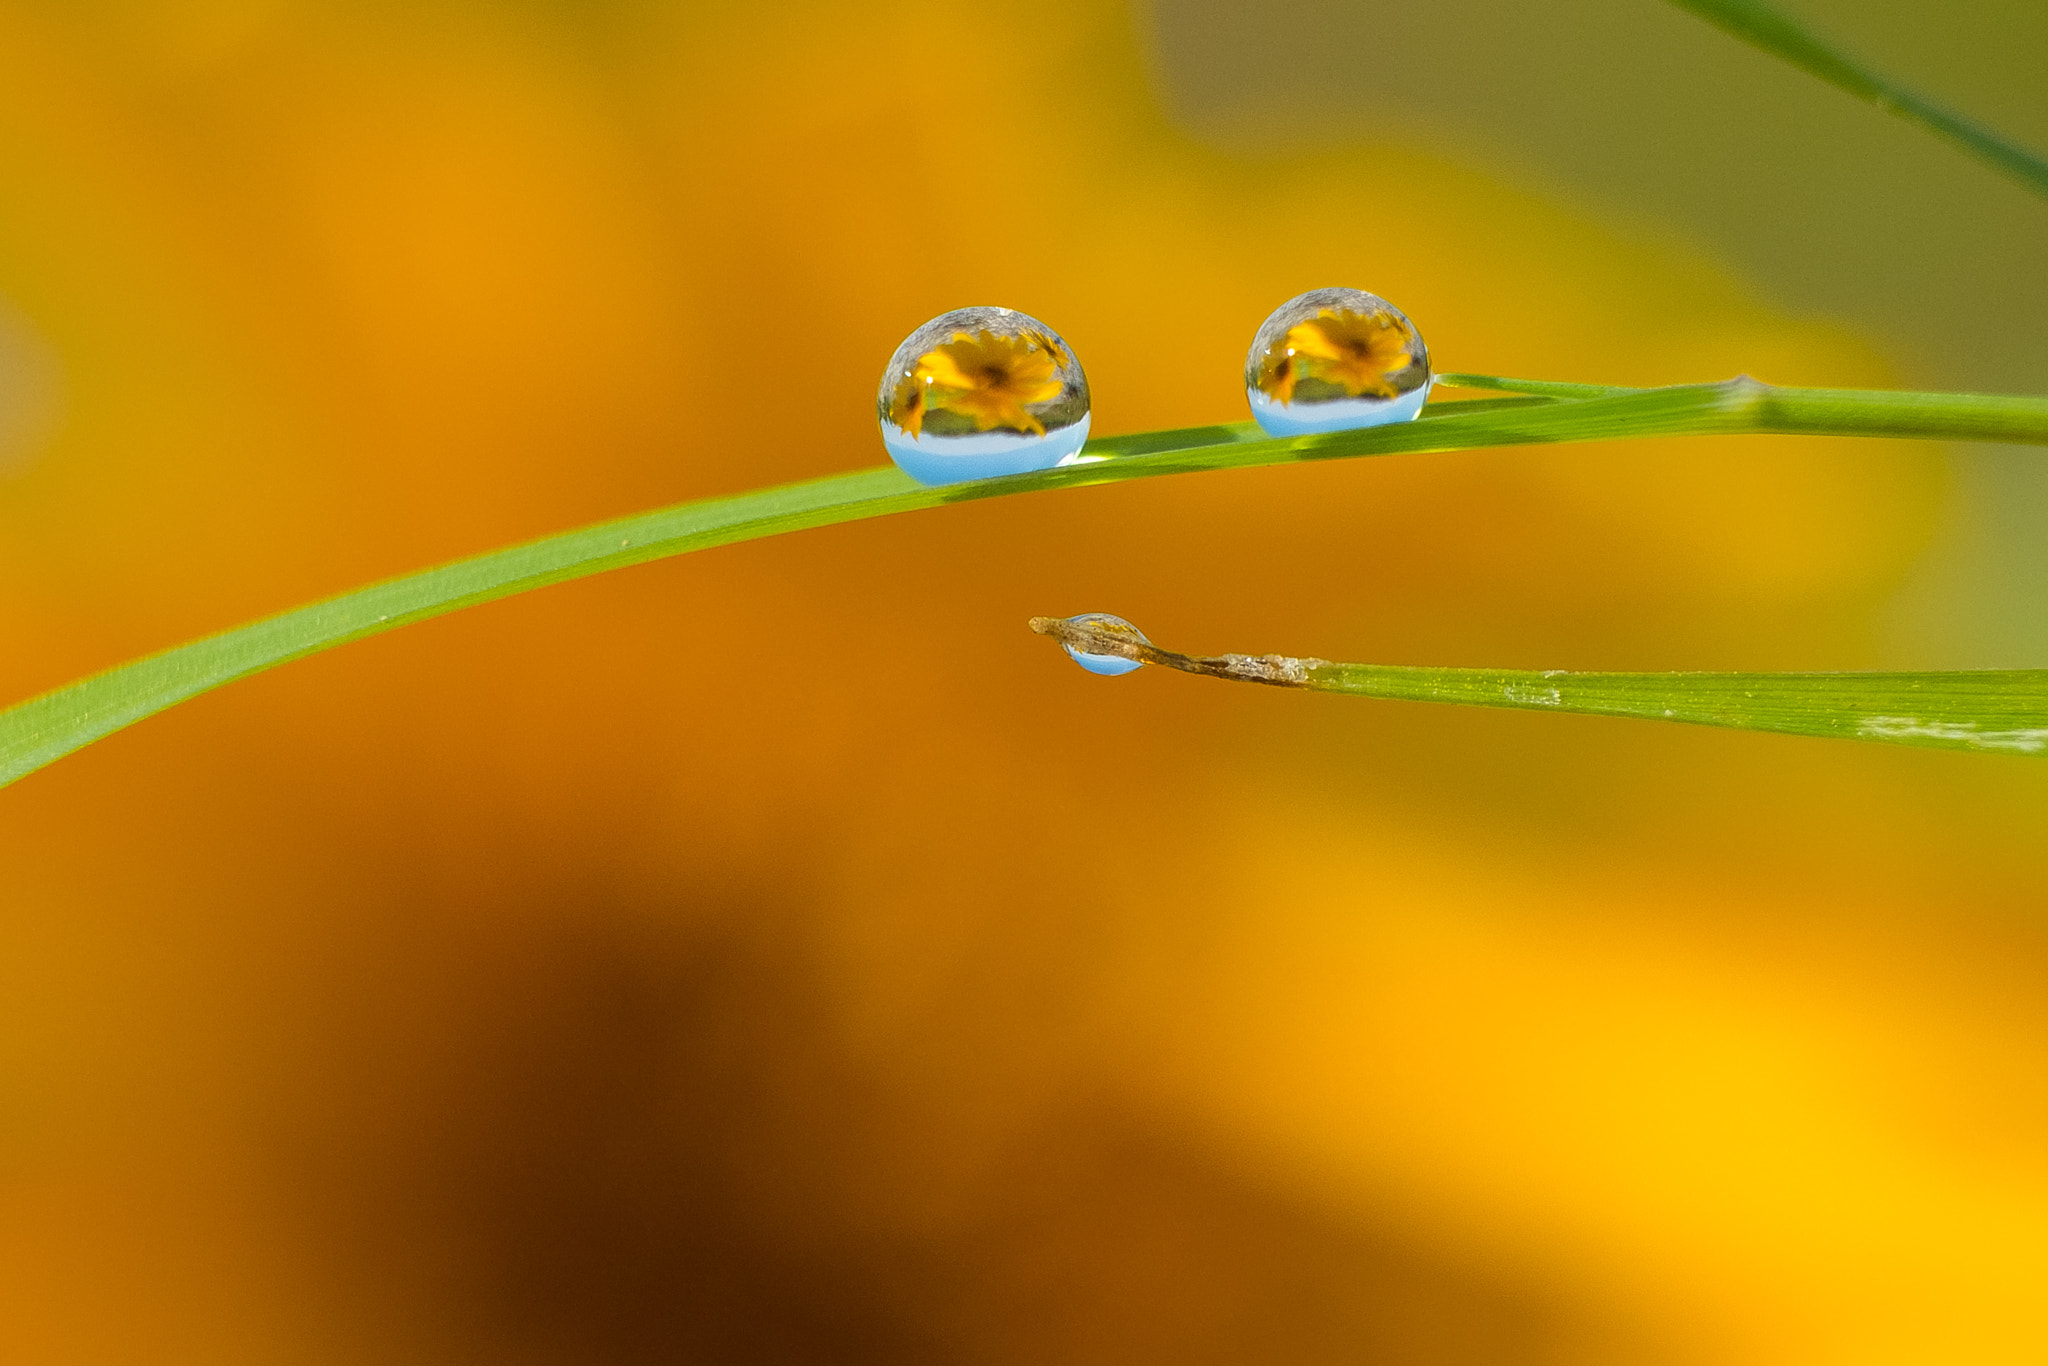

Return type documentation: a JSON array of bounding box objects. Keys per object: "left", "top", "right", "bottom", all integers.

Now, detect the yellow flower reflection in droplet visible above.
[
  {"left": 888, "top": 329, "right": 1064, "bottom": 438},
  {"left": 1257, "top": 349, "right": 1299, "bottom": 405},
  {"left": 1023, "top": 329, "right": 1069, "bottom": 372},
  {"left": 888, "top": 372, "right": 928, "bottom": 437},
  {"left": 1258, "top": 307, "right": 1417, "bottom": 403}
]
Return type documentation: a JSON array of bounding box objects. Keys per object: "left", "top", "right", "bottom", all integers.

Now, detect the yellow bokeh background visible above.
[{"left": 2, "top": 2, "right": 2046, "bottom": 1362}]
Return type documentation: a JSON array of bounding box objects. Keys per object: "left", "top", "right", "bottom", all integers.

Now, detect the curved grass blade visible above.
[
  {"left": 1029, "top": 615, "right": 2048, "bottom": 757},
  {"left": 1434, "top": 373, "right": 1642, "bottom": 400},
  {"left": 1664, "top": 0, "right": 2048, "bottom": 201},
  {"left": 5, "top": 375, "right": 2048, "bottom": 791}
]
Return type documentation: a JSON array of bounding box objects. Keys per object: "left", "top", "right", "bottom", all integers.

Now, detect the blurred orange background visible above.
[{"left": 2, "top": 1, "right": 2047, "bottom": 1362}]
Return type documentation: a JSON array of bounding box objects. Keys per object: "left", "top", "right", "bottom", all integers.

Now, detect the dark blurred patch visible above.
[
  {"left": 275, "top": 875, "right": 1633, "bottom": 1366},
  {"left": 420, "top": 916, "right": 942, "bottom": 1366}
]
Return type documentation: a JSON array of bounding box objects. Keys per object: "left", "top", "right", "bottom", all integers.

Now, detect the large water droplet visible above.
[
  {"left": 1059, "top": 612, "right": 1148, "bottom": 677},
  {"left": 1245, "top": 287, "right": 1430, "bottom": 437},
  {"left": 877, "top": 307, "right": 1091, "bottom": 486}
]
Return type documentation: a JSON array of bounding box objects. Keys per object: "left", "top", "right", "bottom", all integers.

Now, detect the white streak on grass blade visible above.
[{"left": 1858, "top": 716, "right": 2048, "bottom": 754}]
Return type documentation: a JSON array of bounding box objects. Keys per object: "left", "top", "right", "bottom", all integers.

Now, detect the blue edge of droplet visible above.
[
  {"left": 1065, "top": 648, "right": 1144, "bottom": 677},
  {"left": 1245, "top": 383, "right": 1429, "bottom": 436},
  {"left": 882, "top": 415, "right": 1092, "bottom": 486},
  {"left": 881, "top": 382, "right": 1429, "bottom": 485}
]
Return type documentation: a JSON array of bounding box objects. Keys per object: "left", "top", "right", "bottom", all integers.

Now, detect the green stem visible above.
[
  {"left": 6, "top": 376, "right": 2047, "bottom": 790},
  {"left": 1310, "top": 665, "right": 2048, "bottom": 755},
  {"left": 1434, "top": 373, "right": 1641, "bottom": 400},
  {"left": 1664, "top": 0, "right": 2048, "bottom": 201},
  {"left": 1029, "top": 615, "right": 2048, "bottom": 757}
]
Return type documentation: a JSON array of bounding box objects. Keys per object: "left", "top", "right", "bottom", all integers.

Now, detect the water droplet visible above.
[
  {"left": 1244, "top": 287, "right": 1430, "bottom": 436},
  {"left": 878, "top": 307, "right": 1090, "bottom": 485},
  {"left": 1060, "top": 612, "right": 1147, "bottom": 677}
]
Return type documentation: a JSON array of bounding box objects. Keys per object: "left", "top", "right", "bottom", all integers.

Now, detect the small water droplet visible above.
[
  {"left": 1060, "top": 612, "right": 1147, "bottom": 677},
  {"left": 1245, "top": 287, "right": 1430, "bottom": 436},
  {"left": 877, "top": 307, "right": 1090, "bottom": 485}
]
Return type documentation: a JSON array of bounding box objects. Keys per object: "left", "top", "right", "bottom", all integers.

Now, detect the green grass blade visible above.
[
  {"left": 1665, "top": 0, "right": 2048, "bottom": 200},
  {"left": 1311, "top": 664, "right": 2048, "bottom": 755},
  {"left": 1029, "top": 615, "right": 2048, "bottom": 757},
  {"left": 6, "top": 375, "right": 2048, "bottom": 790},
  {"left": 1434, "top": 373, "right": 1642, "bottom": 400}
]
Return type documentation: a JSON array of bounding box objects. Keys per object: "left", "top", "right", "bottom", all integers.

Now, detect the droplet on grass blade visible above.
[
  {"left": 1245, "top": 287, "right": 1430, "bottom": 436},
  {"left": 1059, "top": 612, "right": 1148, "bottom": 676},
  {"left": 878, "top": 307, "right": 1091, "bottom": 485}
]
